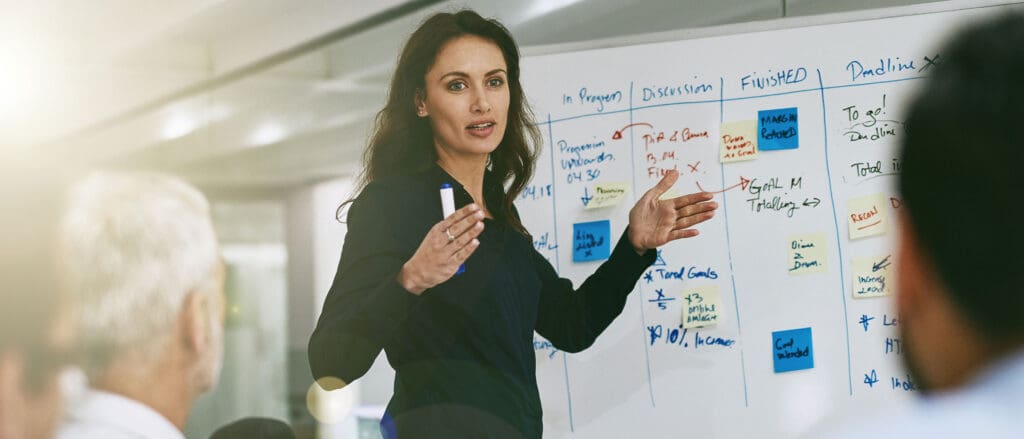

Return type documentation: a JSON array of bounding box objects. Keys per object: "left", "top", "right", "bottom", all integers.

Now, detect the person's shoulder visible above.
[
  {"left": 59, "top": 386, "right": 185, "bottom": 439},
  {"left": 352, "top": 176, "right": 408, "bottom": 208},
  {"left": 825, "top": 413, "right": 1017, "bottom": 439},
  {"left": 817, "top": 391, "right": 1022, "bottom": 439},
  {"left": 56, "top": 423, "right": 137, "bottom": 439},
  {"left": 357, "top": 173, "right": 429, "bottom": 201},
  {"left": 349, "top": 172, "right": 435, "bottom": 219}
]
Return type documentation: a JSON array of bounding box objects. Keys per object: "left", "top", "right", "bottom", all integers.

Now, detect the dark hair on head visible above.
[
  {"left": 899, "top": 11, "right": 1024, "bottom": 343},
  {"left": 350, "top": 9, "right": 541, "bottom": 235}
]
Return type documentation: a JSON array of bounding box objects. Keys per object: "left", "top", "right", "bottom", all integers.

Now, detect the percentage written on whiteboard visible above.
[{"left": 646, "top": 324, "right": 736, "bottom": 350}]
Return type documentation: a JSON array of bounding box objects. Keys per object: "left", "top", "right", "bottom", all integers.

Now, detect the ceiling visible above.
[{"left": 1, "top": 0, "right": 940, "bottom": 198}]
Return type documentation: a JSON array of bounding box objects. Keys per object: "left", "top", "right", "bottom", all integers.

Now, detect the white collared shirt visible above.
[
  {"left": 820, "top": 349, "right": 1024, "bottom": 439},
  {"left": 57, "top": 389, "right": 185, "bottom": 439}
]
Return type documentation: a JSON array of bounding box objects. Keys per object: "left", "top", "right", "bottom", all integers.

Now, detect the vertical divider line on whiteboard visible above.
[
  {"left": 718, "top": 77, "right": 750, "bottom": 407},
  {"left": 546, "top": 116, "right": 562, "bottom": 271},
  {"left": 629, "top": 81, "right": 658, "bottom": 408},
  {"left": 547, "top": 114, "right": 576, "bottom": 431},
  {"left": 560, "top": 352, "right": 574, "bottom": 433},
  {"left": 816, "top": 69, "right": 854, "bottom": 396}
]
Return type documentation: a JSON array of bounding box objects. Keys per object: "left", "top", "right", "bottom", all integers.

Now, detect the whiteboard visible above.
[{"left": 517, "top": 2, "right": 1021, "bottom": 438}]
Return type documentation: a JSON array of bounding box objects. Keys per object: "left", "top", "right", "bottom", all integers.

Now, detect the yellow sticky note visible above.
[
  {"left": 852, "top": 254, "right": 894, "bottom": 299},
  {"left": 847, "top": 193, "right": 888, "bottom": 240},
  {"left": 788, "top": 233, "right": 828, "bottom": 275},
  {"left": 681, "top": 285, "right": 721, "bottom": 329},
  {"left": 719, "top": 120, "right": 759, "bottom": 163},
  {"left": 585, "top": 182, "right": 629, "bottom": 209}
]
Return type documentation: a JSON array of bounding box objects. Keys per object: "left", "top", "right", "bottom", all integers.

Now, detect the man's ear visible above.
[
  {"left": 896, "top": 210, "right": 935, "bottom": 314},
  {"left": 180, "top": 292, "right": 210, "bottom": 355},
  {"left": 414, "top": 89, "right": 428, "bottom": 117}
]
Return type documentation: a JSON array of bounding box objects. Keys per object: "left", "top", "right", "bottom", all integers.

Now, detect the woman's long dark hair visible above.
[{"left": 346, "top": 9, "right": 541, "bottom": 235}]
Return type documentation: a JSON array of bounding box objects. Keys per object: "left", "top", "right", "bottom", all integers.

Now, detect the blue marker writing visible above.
[{"left": 440, "top": 183, "right": 465, "bottom": 275}]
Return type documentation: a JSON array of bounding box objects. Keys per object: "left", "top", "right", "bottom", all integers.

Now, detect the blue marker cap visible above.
[{"left": 440, "top": 183, "right": 451, "bottom": 189}]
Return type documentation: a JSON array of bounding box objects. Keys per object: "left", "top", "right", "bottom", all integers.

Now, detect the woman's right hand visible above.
[{"left": 397, "top": 203, "right": 485, "bottom": 295}]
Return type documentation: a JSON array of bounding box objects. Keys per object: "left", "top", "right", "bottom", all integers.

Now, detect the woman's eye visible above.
[
  {"left": 487, "top": 77, "right": 505, "bottom": 87},
  {"left": 448, "top": 81, "right": 467, "bottom": 91}
]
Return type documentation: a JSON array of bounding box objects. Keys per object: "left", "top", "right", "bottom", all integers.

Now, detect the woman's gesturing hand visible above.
[
  {"left": 627, "top": 170, "right": 718, "bottom": 254},
  {"left": 397, "top": 204, "right": 485, "bottom": 295}
]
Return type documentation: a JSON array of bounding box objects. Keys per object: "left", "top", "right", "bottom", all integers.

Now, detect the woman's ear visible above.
[{"left": 414, "top": 89, "right": 428, "bottom": 117}]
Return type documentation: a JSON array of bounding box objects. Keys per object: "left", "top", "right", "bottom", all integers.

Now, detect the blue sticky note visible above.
[
  {"left": 758, "top": 107, "right": 799, "bottom": 150},
  {"left": 772, "top": 327, "right": 814, "bottom": 373},
  {"left": 572, "top": 220, "right": 611, "bottom": 262}
]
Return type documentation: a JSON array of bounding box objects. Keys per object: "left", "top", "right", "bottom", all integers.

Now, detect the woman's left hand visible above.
[{"left": 627, "top": 170, "right": 718, "bottom": 254}]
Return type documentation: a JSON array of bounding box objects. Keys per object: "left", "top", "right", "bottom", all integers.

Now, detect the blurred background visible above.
[{"left": 1, "top": 0, "right": 944, "bottom": 437}]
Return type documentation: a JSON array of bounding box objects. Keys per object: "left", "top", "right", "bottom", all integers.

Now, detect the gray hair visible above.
[{"left": 60, "top": 172, "right": 220, "bottom": 379}]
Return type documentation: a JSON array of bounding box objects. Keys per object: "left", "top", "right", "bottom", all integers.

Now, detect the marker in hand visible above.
[{"left": 440, "top": 183, "right": 466, "bottom": 275}]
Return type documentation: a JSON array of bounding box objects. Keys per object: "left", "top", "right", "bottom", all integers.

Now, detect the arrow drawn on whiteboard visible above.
[
  {"left": 611, "top": 122, "right": 653, "bottom": 140},
  {"left": 695, "top": 176, "right": 751, "bottom": 194},
  {"left": 802, "top": 197, "right": 821, "bottom": 208}
]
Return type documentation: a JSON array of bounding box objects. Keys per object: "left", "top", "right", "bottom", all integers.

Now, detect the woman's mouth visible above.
[{"left": 466, "top": 121, "right": 496, "bottom": 137}]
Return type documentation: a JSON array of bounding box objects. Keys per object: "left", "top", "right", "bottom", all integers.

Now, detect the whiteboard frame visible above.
[{"left": 522, "top": 0, "right": 1024, "bottom": 57}]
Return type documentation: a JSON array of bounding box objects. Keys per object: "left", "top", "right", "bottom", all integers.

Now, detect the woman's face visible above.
[{"left": 417, "top": 35, "right": 510, "bottom": 162}]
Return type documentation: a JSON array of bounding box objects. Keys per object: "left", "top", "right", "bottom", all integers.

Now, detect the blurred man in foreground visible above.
[
  {"left": 57, "top": 172, "right": 225, "bottom": 439},
  {"left": 0, "top": 162, "right": 74, "bottom": 439},
  {"left": 825, "top": 11, "right": 1024, "bottom": 438}
]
